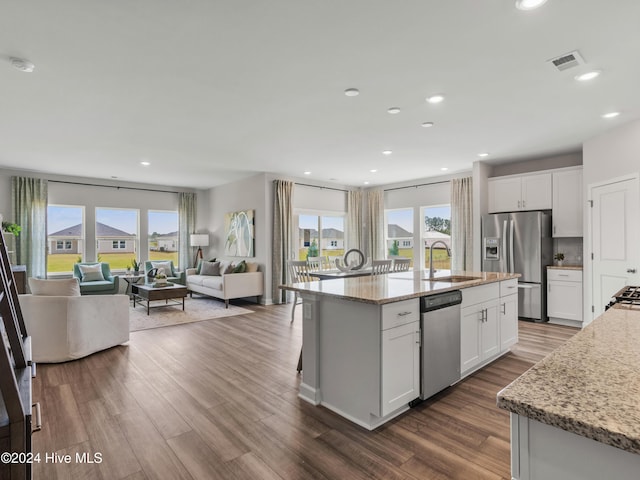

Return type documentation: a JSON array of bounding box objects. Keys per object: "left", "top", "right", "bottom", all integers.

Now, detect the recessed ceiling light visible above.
[
  {"left": 575, "top": 70, "right": 601, "bottom": 82},
  {"left": 370, "top": 169, "right": 378, "bottom": 173},
  {"left": 421, "top": 122, "right": 435, "bottom": 128},
  {"left": 10, "top": 57, "right": 35, "bottom": 73},
  {"left": 602, "top": 112, "right": 620, "bottom": 119},
  {"left": 515, "top": 0, "right": 548, "bottom": 10},
  {"left": 382, "top": 150, "right": 392, "bottom": 155},
  {"left": 387, "top": 107, "right": 401, "bottom": 114},
  {"left": 344, "top": 88, "right": 360, "bottom": 97},
  {"left": 364, "top": 181, "right": 370, "bottom": 185},
  {"left": 140, "top": 161, "right": 151, "bottom": 166},
  {"left": 478, "top": 152, "right": 490, "bottom": 157},
  {"left": 440, "top": 167, "right": 449, "bottom": 171},
  {"left": 304, "top": 171, "right": 311, "bottom": 175},
  {"left": 426, "top": 95, "right": 444, "bottom": 104}
]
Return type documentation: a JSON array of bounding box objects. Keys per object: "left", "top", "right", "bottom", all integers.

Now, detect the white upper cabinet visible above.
[
  {"left": 488, "top": 173, "right": 552, "bottom": 213},
  {"left": 552, "top": 167, "right": 583, "bottom": 237}
]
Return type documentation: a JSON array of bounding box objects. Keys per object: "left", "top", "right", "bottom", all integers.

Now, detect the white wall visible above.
[{"left": 582, "top": 119, "right": 640, "bottom": 323}]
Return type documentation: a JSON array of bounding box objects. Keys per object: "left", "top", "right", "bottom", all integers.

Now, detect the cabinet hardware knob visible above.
[{"left": 627, "top": 268, "right": 637, "bottom": 274}]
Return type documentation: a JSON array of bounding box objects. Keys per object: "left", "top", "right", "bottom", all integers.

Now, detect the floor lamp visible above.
[{"left": 190, "top": 234, "right": 209, "bottom": 268}]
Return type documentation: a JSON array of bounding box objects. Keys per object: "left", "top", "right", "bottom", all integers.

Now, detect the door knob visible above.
[{"left": 627, "top": 268, "right": 637, "bottom": 274}]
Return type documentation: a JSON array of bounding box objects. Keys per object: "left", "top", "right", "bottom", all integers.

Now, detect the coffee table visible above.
[{"left": 131, "top": 282, "right": 188, "bottom": 315}]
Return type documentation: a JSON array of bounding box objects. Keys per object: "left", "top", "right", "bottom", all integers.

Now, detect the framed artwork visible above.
[{"left": 224, "top": 209, "right": 255, "bottom": 257}]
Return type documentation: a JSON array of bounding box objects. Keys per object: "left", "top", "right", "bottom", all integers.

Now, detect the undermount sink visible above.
[{"left": 427, "top": 275, "right": 481, "bottom": 283}]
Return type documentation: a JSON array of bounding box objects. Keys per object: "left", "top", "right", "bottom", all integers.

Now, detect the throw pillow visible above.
[
  {"left": 231, "top": 260, "right": 247, "bottom": 273},
  {"left": 78, "top": 263, "right": 105, "bottom": 282},
  {"left": 245, "top": 261, "right": 259, "bottom": 273},
  {"left": 196, "top": 258, "right": 216, "bottom": 274},
  {"left": 29, "top": 278, "right": 81, "bottom": 296},
  {"left": 200, "top": 261, "right": 221, "bottom": 276},
  {"left": 218, "top": 260, "right": 234, "bottom": 275},
  {"left": 151, "top": 261, "right": 174, "bottom": 276}
]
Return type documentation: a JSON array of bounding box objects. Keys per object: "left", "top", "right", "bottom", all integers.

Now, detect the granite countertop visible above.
[
  {"left": 279, "top": 270, "right": 520, "bottom": 305},
  {"left": 547, "top": 264, "right": 583, "bottom": 270},
  {"left": 497, "top": 305, "right": 640, "bottom": 455}
]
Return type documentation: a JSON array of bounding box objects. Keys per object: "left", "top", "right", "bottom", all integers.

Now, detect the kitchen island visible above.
[
  {"left": 281, "top": 270, "right": 520, "bottom": 430},
  {"left": 497, "top": 305, "right": 640, "bottom": 480}
]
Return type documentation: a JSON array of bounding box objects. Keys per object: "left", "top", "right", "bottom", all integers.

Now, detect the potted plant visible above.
[
  {"left": 554, "top": 252, "right": 565, "bottom": 267},
  {"left": 131, "top": 259, "right": 141, "bottom": 274},
  {"left": 2, "top": 221, "right": 21, "bottom": 236}
]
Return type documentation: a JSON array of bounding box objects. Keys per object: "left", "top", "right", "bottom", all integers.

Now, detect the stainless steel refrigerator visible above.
[{"left": 481, "top": 211, "right": 552, "bottom": 321}]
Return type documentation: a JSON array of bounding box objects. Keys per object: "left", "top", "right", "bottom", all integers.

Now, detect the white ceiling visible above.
[{"left": 1, "top": 1, "right": 639, "bottom": 189}]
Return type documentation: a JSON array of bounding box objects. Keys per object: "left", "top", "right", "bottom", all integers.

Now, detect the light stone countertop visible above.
[
  {"left": 279, "top": 270, "right": 520, "bottom": 305},
  {"left": 547, "top": 264, "right": 583, "bottom": 270},
  {"left": 497, "top": 305, "right": 640, "bottom": 455}
]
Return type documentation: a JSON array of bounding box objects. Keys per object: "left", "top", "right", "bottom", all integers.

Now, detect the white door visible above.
[
  {"left": 590, "top": 176, "right": 640, "bottom": 318},
  {"left": 381, "top": 321, "right": 420, "bottom": 416}
]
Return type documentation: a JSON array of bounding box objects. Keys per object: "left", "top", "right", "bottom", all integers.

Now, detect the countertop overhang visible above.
[
  {"left": 279, "top": 270, "right": 520, "bottom": 304},
  {"left": 497, "top": 305, "right": 640, "bottom": 455}
]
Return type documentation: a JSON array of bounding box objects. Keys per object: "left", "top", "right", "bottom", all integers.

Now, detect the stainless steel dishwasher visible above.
[{"left": 420, "top": 290, "right": 462, "bottom": 400}]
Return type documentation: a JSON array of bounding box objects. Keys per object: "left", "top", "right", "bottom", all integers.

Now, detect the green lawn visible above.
[{"left": 47, "top": 251, "right": 179, "bottom": 274}]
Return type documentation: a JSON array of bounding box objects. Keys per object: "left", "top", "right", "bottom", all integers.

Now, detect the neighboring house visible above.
[
  {"left": 48, "top": 222, "right": 136, "bottom": 254},
  {"left": 153, "top": 231, "right": 178, "bottom": 252},
  {"left": 387, "top": 224, "right": 414, "bottom": 250},
  {"left": 299, "top": 228, "right": 344, "bottom": 252},
  {"left": 423, "top": 230, "right": 451, "bottom": 249}
]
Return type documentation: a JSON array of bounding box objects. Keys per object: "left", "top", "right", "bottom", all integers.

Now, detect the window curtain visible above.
[
  {"left": 346, "top": 190, "right": 362, "bottom": 250},
  {"left": 451, "top": 177, "right": 473, "bottom": 271},
  {"left": 11, "top": 176, "right": 48, "bottom": 279},
  {"left": 272, "top": 179, "right": 294, "bottom": 304},
  {"left": 366, "top": 189, "right": 385, "bottom": 261},
  {"left": 178, "top": 192, "right": 197, "bottom": 270}
]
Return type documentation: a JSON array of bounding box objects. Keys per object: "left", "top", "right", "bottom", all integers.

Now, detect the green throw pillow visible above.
[{"left": 232, "top": 260, "right": 247, "bottom": 273}]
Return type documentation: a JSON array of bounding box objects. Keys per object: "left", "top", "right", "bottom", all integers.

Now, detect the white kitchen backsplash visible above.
[{"left": 553, "top": 237, "right": 584, "bottom": 265}]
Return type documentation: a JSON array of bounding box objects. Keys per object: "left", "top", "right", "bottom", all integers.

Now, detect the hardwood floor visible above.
[{"left": 32, "top": 303, "right": 578, "bottom": 480}]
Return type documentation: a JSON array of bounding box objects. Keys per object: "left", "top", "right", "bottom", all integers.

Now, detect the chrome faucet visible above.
[{"left": 428, "top": 240, "right": 451, "bottom": 279}]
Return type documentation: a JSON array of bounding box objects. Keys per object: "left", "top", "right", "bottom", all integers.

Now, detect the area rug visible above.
[{"left": 129, "top": 296, "right": 255, "bottom": 332}]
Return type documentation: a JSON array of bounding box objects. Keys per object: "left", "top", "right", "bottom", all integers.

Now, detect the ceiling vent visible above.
[{"left": 547, "top": 50, "right": 585, "bottom": 71}]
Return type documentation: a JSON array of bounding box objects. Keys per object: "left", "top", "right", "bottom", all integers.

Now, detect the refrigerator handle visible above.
[
  {"left": 502, "top": 220, "right": 508, "bottom": 273},
  {"left": 509, "top": 220, "right": 515, "bottom": 274}
]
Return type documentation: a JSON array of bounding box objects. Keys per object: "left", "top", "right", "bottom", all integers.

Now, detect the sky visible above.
[{"left": 47, "top": 206, "right": 178, "bottom": 234}]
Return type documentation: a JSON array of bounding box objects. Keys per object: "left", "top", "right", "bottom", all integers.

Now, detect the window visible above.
[
  {"left": 422, "top": 204, "right": 451, "bottom": 271},
  {"left": 148, "top": 210, "right": 179, "bottom": 266},
  {"left": 47, "top": 205, "right": 84, "bottom": 274},
  {"left": 297, "top": 213, "right": 345, "bottom": 261},
  {"left": 385, "top": 208, "right": 414, "bottom": 264},
  {"left": 96, "top": 208, "right": 139, "bottom": 270}
]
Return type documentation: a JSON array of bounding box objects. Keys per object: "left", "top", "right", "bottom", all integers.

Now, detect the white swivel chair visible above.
[{"left": 371, "top": 259, "right": 393, "bottom": 275}]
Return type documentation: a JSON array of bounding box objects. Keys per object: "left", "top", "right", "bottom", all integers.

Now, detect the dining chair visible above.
[
  {"left": 371, "top": 259, "right": 393, "bottom": 275},
  {"left": 392, "top": 258, "right": 411, "bottom": 272},
  {"left": 307, "top": 256, "right": 328, "bottom": 272},
  {"left": 288, "top": 260, "right": 317, "bottom": 322}
]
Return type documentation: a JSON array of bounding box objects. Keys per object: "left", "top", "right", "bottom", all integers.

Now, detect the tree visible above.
[
  {"left": 425, "top": 216, "right": 451, "bottom": 235},
  {"left": 307, "top": 239, "right": 319, "bottom": 257},
  {"left": 389, "top": 239, "right": 399, "bottom": 256}
]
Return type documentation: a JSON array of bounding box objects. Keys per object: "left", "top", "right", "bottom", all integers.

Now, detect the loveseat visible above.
[
  {"left": 185, "top": 259, "right": 263, "bottom": 307},
  {"left": 19, "top": 278, "right": 129, "bottom": 363}
]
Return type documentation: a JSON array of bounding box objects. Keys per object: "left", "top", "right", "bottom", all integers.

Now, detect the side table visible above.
[{"left": 122, "top": 274, "right": 145, "bottom": 298}]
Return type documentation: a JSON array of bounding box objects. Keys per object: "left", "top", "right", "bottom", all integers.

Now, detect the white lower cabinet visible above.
[
  {"left": 461, "top": 280, "right": 518, "bottom": 377},
  {"left": 547, "top": 268, "right": 583, "bottom": 325},
  {"left": 381, "top": 320, "right": 420, "bottom": 416}
]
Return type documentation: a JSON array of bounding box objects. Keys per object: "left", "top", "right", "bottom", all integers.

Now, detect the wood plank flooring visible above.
[{"left": 31, "top": 303, "right": 578, "bottom": 480}]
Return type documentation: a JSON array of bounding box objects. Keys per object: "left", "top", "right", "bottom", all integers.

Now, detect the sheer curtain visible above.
[
  {"left": 451, "top": 177, "right": 473, "bottom": 271},
  {"left": 272, "top": 179, "right": 294, "bottom": 304},
  {"left": 11, "top": 176, "right": 48, "bottom": 279},
  {"left": 178, "top": 192, "right": 197, "bottom": 270},
  {"left": 366, "top": 189, "right": 385, "bottom": 261},
  {"left": 346, "top": 190, "right": 362, "bottom": 250}
]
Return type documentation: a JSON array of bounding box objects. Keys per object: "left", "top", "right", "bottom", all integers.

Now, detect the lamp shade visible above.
[{"left": 190, "top": 234, "right": 209, "bottom": 247}]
